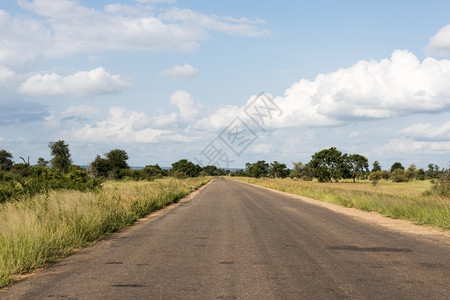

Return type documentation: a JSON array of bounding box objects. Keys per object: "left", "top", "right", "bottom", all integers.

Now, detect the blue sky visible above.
[{"left": 1, "top": 0, "right": 449, "bottom": 169}]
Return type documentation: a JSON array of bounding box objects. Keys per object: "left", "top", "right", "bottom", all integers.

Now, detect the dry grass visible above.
[
  {"left": 232, "top": 177, "right": 449, "bottom": 230},
  {"left": 0, "top": 177, "right": 210, "bottom": 288}
]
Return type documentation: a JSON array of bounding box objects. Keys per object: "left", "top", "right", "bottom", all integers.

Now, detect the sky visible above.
[{"left": 1, "top": 0, "right": 450, "bottom": 170}]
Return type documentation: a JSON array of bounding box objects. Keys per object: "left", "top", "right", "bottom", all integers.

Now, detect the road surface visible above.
[{"left": 1, "top": 178, "right": 449, "bottom": 299}]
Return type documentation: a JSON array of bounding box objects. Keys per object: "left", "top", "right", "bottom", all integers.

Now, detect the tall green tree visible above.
[
  {"left": 371, "top": 160, "right": 382, "bottom": 172},
  {"left": 269, "top": 161, "right": 290, "bottom": 178},
  {"left": 36, "top": 157, "right": 49, "bottom": 167},
  {"left": 105, "top": 149, "right": 129, "bottom": 170},
  {"left": 309, "top": 147, "right": 344, "bottom": 182},
  {"left": 246, "top": 161, "right": 270, "bottom": 178},
  {"left": 290, "top": 162, "right": 312, "bottom": 180},
  {"left": 49, "top": 140, "right": 72, "bottom": 173},
  {"left": 89, "top": 155, "right": 112, "bottom": 178},
  {"left": 390, "top": 162, "right": 404, "bottom": 173},
  {"left": 171, "top": 159, "right": 201, "bottom": 177},
  {"left": 0, "top": 149, "right": 13, "bottom": 171},
  {"left": 344, "top": 154, "right": 369, "bottom": 182}
]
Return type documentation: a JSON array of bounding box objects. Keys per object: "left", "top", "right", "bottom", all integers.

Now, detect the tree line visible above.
[{"left": 1, "top": 142, "right": 448, "bottom": 203}]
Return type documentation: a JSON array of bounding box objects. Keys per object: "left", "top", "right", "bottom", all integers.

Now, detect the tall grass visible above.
[
  {"left": 233, "top": 177, "right": 450, "bottom": 230},
  {"left": 0, "top": 177, "right": 210, "bottom": 288}
]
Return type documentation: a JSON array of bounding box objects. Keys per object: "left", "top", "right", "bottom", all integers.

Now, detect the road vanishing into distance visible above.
[{"left": 2, "top": 178, "right": 449, "bottom": 299}]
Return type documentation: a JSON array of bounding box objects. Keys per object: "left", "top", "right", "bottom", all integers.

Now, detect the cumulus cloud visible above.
[
  {"left": 170, "top": 90, "right": 199, "bottom": 120},
  {"left": 70, "top": 107, "right": 168, "bottom": 143},
  {"left": 0, "top": 0, "right": 268, "bottom": 66},
  {"left": 18, "top": 67, "right": 131, "bottom": 97},
  {"left": 159, "top": 63, "right": 198, "bottom": 78},
  {"left": 381, "top": 137, "right": 450, "bottom": 155},
  {"left": 270, "top": 50, "right": 450, "bottom": 128},
  {"left": 425, "top": 24, "right": 450, "bottom": 56},
  {"left": 399, "top": 122, "right": 450, "bottom": 142}
]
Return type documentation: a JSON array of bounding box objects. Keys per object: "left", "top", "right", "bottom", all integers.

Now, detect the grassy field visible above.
[
  {"left": 232, "top": 177, "right": 450, "bottom": 230},
  {"left": 0, "top": 177, "right": 210, "bottom": 288}
]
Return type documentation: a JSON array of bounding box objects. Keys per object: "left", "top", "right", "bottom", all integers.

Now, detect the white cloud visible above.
[
  {"left": 0, "top": 65, "right": 21, "bottom": 87},
  {"left": 1, "top": 0, "right": 268, "bottom": 66},
  {"left": 170, "top": 90, "right": 199, "bottom": 120},
  {"left": 159, "top": 63, "right": 198, "bottom": 78},
  {"left": 382, "top": 137, "right": 450, "bottom": 155},
  {"left": 425, "top": 24, "right": 450, "bottom": 56},
  {"left": 18, "top": 67, "right": 131, "bottom": 97},
  {"left": 61, "top": 105, "right": 100, "bottom": 120},
  {"left": 399, "top": 122, "right": 450, "bottom": 142},
  {"left": 270, "top": 50, "right": 450, "bottom": 128},
  {"left": 70, "top": 107, "right": 167, "bottom": 143}
]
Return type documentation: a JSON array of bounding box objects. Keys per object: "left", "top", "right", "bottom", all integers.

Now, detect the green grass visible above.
[
  {"left": 232, "top": 177, "right": 450, "bottom": 230},
  {"left": 0, "top": 177, "right": 210, "bottom": 288}
]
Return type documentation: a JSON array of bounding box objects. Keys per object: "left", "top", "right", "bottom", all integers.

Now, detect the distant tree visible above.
[
  {"left": 0, "top": 149, "right": 14, "bottom": 171},
  {"left": 36, "top": 157, "right": 49, "bottom": 167},
  {"left": 381, "top": 170, "right": 391, "bottom": 180},
  {"left": 105, "top": 149, "right": 129, "bottom": 170},
  {"left": 269, "top": 161, "right": 290, "bottom": 178},
  {"left": 416, "top": 168, "right": 426, "bottom": 180},
  {"left": 290, "top": 162, "right": 312, "bottom": 180},
  {"left": 202, "top": 165, "right": 218, "bottom": 176},
  {"left": 49, "top": 140, "right": 72, "bottom": 174},
  {"left": 371, "top": 161, "right": 382, "bottom": 172},
  {"left": 309, "top": 147, "right": 344, "bottom": 182},
  {"left": 405, "top": 164, "right": 417, "bottom": 181},
  {"left": 89, "top": 155, "right": 112, "bottom": 178},
  {"left": 369, "top": 171, "right": 383, "bottom": 186},
  {"left": 171, "top": 159, "right": 201, "bottom": 177},
  {"left": 142, "top": 164, "right": 163, "bottom": 178},
  {"left": 344, "top": 154, "right": 369, "bottom": 182},
  {"left": 390, "top": 162, "right": 404, "bottom": 173},
  {"left": 391, "top": 169, "right": 408, "bottom": 182},
  {"left": 246, "top": 161, "right": 270, "bottom": 178}
]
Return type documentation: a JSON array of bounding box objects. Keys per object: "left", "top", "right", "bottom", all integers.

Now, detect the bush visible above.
[{"left": 390, "top": 169, "right": 408, "bottom": 182}]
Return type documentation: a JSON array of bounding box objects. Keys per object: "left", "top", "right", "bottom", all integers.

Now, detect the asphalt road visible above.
[{"left": 1, "top": 178, "right": 449, "bottom": 299}]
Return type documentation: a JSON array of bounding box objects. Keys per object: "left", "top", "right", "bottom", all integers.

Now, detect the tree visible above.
[
  {"left": 269, "top": 161, "right": 290, "bottom": 178},
  {"left": 105, "top": 149, "right": 129, "bottom": 170},
  {"left": 246, "top": 161, "right": 269, "bottom": 178},
  {"left": 201, "top": 165, "right": 218, "bottom": 176},
  {"left": 290, "top": 162, "right": 312, "bottom": 180},
  {"left": 171, "top": 159, "right": 201, "bottom": 177},
  {"left": 309, "top": 147, "right": 344, "bottom": 182},
  {"left": 49, "top": 140, "right": 72, "bottom": 173},
  {"left": 416, "top": 168, "right": 426, "bottom": 180},
  {"left": 36, "top": 157, "right": 49, "bottom": 167},
  {"left": 391, "top": 169, "right": 408, "bottom": 182},
  {"left": 390, "top": 162, "right": 404, "bottom": 173},
  {"left": 344, "top": 154, "right": 369, "bottom": 182},
  {"left": 369, "top": 171, "right": 383, "bottom": 186},
  {"left": 89, "top": 155, "right": 112, "bottom": 178},
  {"left": 405, "top": 164, "right": 417, "bottom": 181},
  {"left": 371, "top": 161, "right": 382, "bottom": 172},
  {"left": 0, "top": 149, "right": 13, "bottom": 171},
  {"left": 142, "top": 164, "right": 163, "bottom": 178}
]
